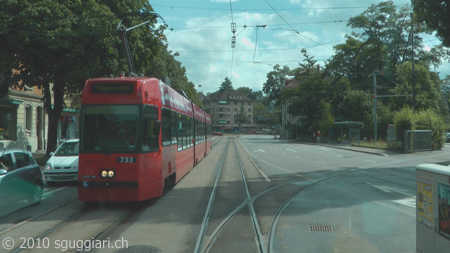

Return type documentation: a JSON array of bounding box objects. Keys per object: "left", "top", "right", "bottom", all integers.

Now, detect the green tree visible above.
[
  {"left": 393, "top": 107, "right": 447, "bottom": 149},
  {"left": 280, "top": 70, "right": 331, "bottom": 134},
  {"left": 390, "top": 62, "right": 442, "bottom": 112},
  {"left": 327, "top": 1, "right": 443, "bottom": 91},
  {"left": 413, "top": 0, "right": 450, "bottom": 47},
  {"left": 0, "top": 0, "right": 171, "bottom": 156},
  {"left": 337, "top": 89, "right": 373, "bottom": 123},
  {"left": 235, "top": 106, "right": 249, "bottom": 125},
  {"left": 218, "top": 77, "right": 234, "bottom": 92},
  {"left": 252, "top": 102, "right": 267, "bottom": 123},
  {"left": 262, "top": 64, "right": 292, "bottom": 104},
  {"left": 236, "top": 87, "right": 252, "bottom": 97}
]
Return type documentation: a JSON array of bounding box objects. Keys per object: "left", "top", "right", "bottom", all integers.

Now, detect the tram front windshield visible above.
[{"left": 81, "top": 105, "right": 138, "bottom": 152}]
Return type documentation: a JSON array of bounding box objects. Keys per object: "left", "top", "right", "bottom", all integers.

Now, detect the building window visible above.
[
  {"left": 227, "top": 108, "right": 230, "bottom": 111},
  {"left": 0, "top": 106, "right": 16, "bottom": 141},
  {"left": 234, "top": 102, "right": 237, "bottom": 105},
  {"left": 248, "top": 109, "right": 252, "bottom": 112},
  {"left": 241, "top": 102, "right": 244, "bottom": 105},
  {"left": 248, "top": 115, "right": 252, "bottom": 118},
  {"left": 248, "top": 102, "right": 251, "bottom": 105},
  {"left": 25, "top": 105, "right": 32, "bottom": 131},
  {"left": 234, "top": 108, "right": 238, "bottom": 111}
]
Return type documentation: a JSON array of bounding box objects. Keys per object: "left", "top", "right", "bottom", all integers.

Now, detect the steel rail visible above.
[
  {"left": 0, "top": 197, "right": 78, "bottom": 236},
  {"left": 12, "top": 205, "right": 95, "bottom": 253},
  {"left": 233, "top": 137, "right": 267, "bottom": 253},
  {"left": 193, "top": 138, "right": 230, "bottom": 253}
]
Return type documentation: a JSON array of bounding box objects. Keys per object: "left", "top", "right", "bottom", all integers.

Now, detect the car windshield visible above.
[
  {"left": 81, "top": 105, "right": 138, "bottom": 152},
  {"left": 54, "top": 142, "right": 79, "bottom": 156}
]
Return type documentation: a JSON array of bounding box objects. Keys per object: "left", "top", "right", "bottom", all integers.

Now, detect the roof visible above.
[{"left": 211, "top": 90, "right": 254, "bottom": 102}]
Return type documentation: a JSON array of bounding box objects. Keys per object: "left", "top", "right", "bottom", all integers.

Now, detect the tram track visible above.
[
  {"left": 194, "top": 136, "right": 358, "bottom": 253},
  {"left": 2, "top": 200, "right": 145, "bottom": 252},
  {"left": 0, "top": 198, "right": 79, "bottom": 236}
]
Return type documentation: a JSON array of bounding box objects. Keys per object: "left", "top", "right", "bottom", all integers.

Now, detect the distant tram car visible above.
[{"left": 77, "top": 77, "right": 212, "bottom": 202}]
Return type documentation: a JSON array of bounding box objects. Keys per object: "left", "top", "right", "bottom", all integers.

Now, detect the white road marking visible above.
[
  {"left": 238, "top": 140, "right": 271, "bottom": 182},
  {"left": 392, "top": 198, "right": 416, "bottom": 208},
  {"left": 367, "top": 182, "right": 415, "bottom": 198}
]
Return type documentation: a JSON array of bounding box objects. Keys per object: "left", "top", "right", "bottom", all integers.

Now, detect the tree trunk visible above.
[{"left": 44, "top": 76, "right": 65, "bottom": 157}]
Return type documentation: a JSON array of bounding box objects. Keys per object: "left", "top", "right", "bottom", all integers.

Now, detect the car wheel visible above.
[{"left": 28, "top": 182, "right": 43, "bottom": 205}]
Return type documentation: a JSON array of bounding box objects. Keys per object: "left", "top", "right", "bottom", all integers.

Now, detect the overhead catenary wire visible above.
[
  {"left": 264, "top": 0, "right": 333, "bottom": 51},
  {"left": 151, "top": 4, "right": 369, "bottom": 12}
]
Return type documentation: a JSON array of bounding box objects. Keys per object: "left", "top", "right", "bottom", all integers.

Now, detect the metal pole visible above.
[
  {"left": 373, "top": 71, "right": 377, "bottom": 142},
  {"left": 411, "top": 13, "right": 416, "bottom": 111}
]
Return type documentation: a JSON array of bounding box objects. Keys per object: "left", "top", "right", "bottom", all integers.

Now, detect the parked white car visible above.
[{"left": 44, "top": 139, "right": 79, "bottom": 185}]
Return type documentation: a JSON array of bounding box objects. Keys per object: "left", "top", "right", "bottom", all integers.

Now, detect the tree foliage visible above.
[
  {"left": 327, "top": 1, "right": 443, "bottom": 91},
  {"left": 0, "top": 0, "right": 197, "bottom": 155},
  {"left": 262, "top": 64, "right": 292, "bottom": 104},
  {"left": 390, "top": 62, "right": 442, "bottom": 112},
  {"left": 218, "top": 77, "right": 234, "bottom": 92},
  {"left": 413, "top": 0, "right": 450, "bottom": 47},
  {"left": 393, "top": 107, "right": 447, "bottom": 149}
]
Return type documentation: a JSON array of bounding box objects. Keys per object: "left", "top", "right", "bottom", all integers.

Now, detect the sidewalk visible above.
[{"left": 317, "top": 142, "right": 397, "bottom": 157}]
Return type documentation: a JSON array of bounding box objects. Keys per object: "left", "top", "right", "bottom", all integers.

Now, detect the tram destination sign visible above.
[{"left": 91, "top": 83, "right": 134, "bottom": 94}]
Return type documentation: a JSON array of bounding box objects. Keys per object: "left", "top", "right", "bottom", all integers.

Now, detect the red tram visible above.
[{"left": 77, "top": 77, "right": 212, "bottom": 202}]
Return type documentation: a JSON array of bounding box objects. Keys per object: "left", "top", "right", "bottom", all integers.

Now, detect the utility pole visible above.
[
  {"left": 373, "top": 71, "right": 378, "bottom": 142},
  {"left": 411, "top": 12, "right": 416, "bottom": 111}
]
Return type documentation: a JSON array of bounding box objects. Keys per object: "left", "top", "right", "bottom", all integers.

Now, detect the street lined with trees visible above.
[{"left": 1, "top": 0, "right": 449, "bottom": 153}]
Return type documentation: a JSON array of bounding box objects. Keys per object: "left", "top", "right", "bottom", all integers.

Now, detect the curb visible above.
[{"left": 319, "top": 144, "right": 390, "bottom": 157}]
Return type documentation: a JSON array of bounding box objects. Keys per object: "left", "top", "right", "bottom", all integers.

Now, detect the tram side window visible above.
[
  {"left": 207, "top": 123, "right": 211, "bottom": 136},
  {"left": 184, "top": 116, "right": 189, "bottom": 149},
  {"left": 171, "top": 110, "right": 178, "bottom": 144},
  {"left": 177, "top": 114, "right": 186, "bottom": 151},
  {"left": 188, "top": 117, "right": 193, "bottom": 147},
  {"left": 162, "top": 108, "right": 171, "bottom": 146},
  {"left": 194, "top": 119, "right": 199, "bottom": 144},
  {"left": 142, "top": 107, "right": 158, "bottom": 152}
]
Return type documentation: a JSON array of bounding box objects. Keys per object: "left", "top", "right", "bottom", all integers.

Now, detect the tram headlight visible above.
[{"left": 100, "top": 169, "right": 116, "bottom": 178}]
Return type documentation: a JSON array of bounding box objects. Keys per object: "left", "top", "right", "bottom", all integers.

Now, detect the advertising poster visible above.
[
  {"left": 438, "top": 183, "right": 450, "bottom": 241},
  {"left": 417, "top": 176, "right": 433, "bottom": 229}
]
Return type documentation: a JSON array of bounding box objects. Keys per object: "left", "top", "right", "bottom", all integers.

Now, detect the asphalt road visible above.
[{"left": 1, "top": 135, "right": 450, "bottom": 252}]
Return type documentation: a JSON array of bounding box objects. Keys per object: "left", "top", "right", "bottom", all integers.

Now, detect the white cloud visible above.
[{"left": 156, "top": 0, "right": 448, "bottom": 94}]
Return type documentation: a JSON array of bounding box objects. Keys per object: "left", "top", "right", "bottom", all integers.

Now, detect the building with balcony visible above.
[{"left": 203, "top": 91, "right": 257, "bottom": 133}]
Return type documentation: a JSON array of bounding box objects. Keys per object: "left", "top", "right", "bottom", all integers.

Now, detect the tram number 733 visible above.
[{"left": 117, "top": 157, "right": 136, "bottom": 163}]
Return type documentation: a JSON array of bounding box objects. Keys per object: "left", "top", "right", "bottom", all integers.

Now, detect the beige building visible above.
[
  {"left": 204, "top": 91, "right": 257, "bottom": 133},
  {"left": 0, "top": 85, "right": 47, "bottom": 151},
  {"left": 0, "top": 82, "right": 79, "bottom": 152}
]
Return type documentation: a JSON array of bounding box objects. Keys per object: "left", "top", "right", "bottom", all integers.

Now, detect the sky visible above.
[{"left": 150, "top": 0, "right": 450, "bottom": 94}]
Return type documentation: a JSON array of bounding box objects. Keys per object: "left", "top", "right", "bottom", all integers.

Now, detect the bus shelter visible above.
[{"left": 328, "top": 121, "right": 363, "bottom": 143}]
